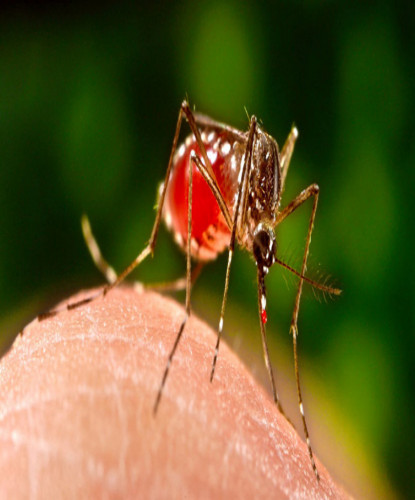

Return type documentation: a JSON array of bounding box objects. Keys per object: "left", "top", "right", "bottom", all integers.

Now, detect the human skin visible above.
[{"left": 0, "top": 287, "right": 349, "bottom": 499}]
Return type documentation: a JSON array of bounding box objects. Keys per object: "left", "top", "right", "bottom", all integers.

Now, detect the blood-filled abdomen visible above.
[{"left": 164, "top": 130, "right": 241, "bottom": 261}]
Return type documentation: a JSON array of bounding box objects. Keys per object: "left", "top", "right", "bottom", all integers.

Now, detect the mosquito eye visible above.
[{"left": 253, "top": 226, "right": 276, "bottom": 269}]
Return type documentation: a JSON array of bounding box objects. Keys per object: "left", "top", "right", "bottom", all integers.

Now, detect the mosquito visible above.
[{"left": 39, "top": 100, "right": 341, "bottom": 481}]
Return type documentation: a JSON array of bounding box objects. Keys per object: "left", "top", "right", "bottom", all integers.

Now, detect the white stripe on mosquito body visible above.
[
  {"left": 221, "top": 141, "right": 231, "bottom": 155},
  {"left": 238, "top": 154, "right": 245, "bottom": 183},
  {"left": 177, "top": 143, "right": 186, "bottom": 159},
  {"left": 213, "top": 137, "right": 221, "bottom": 152},
  {"left": 207, "top": 149, "right": 217, "bottom": 164},
  {"left": 230, "top": 152, "right": 239, "bottom": 172},
  {"left": 261, "top": 294, "right": 266, "bottom": 311},
  {"left": 164, "top": 210, "right": 172, "bottom": 229},
  {"left": 190, "top": 237, "right": 199, "bottom": 254},
  {"left": 226, "top": 249, "right": 234, "bottom": 271},
  {"left": 185, "top": 135, "right": 194, "bottom": 147},
  {"left": 261, "top": 265, "right": 269, "bottom": 275},
  {"left": 207, "top": 131, "right": 216, "bottom": 143},
  {"left": 174, "top": 232, "right": 184, "bottom": 247}
]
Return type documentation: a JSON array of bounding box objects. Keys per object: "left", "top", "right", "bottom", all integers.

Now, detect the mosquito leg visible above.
[
  {"left": 280, "top": 125, "right": 299, "bottom": 194},
  {"left": 210, "top": 114, "right": 257, "bottom": 382},
  {"left": 82, "top": 211, "right": 204, "bottom": 293},
  {"left": 152, "top": 99, "right": 245, "bottom": 407},
  {"left": 81, "top": 214, "right": 117, "bottom": 284},
  {"left": 275, "top": 183, "right": 319, "bottom": 226},
  {"left": 153, "top": 148, "right": 195, "bottom": 414},
  {"left": 181, "top": 102, "right": 232, "bottom": 229},
  {"left": 277, "top": 183, "right": 320, "bottom": 480},
  {"left": 39, "top": 104, "right": 186, "bottom": 319},
  {"left": 136, "top": 262, "right": 205, "bottom": 293},
  {"left": 256, "top": 269, "right": 290, "bottom": 419},
  {"left": 209, "top": 247, "right": 233, "bottom": 382},
  {"left": 102, "top": 105, "right": 191, "bottom": 295},
  {"left": 292, "top": 325, "right": 319, "bottom": 480}
]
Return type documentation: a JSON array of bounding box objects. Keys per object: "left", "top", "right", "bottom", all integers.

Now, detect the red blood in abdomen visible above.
[{"left": 164, "top": 137, "right": 236, "bottom": 261}]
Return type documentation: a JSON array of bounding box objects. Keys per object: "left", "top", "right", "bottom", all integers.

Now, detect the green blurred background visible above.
[{"left": 0, "top": 1, "right": 412, "bottom": 498}]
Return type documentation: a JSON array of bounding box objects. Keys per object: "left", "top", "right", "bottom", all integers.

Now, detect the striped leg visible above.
[
  {"left": 277, "top": 183, "right": 321, "bottom": 480},
  {"left": 38, "top": 100, "right": 230, "bottom": 321},
  {"left": 210, "top": 114, "right": 257, "bottom": 381},
  {"left": 82, "top": 213, "right": 204, "bottom": 292},
  {"left": 153, "top": 149, "right": 195, "bottom": 413}
]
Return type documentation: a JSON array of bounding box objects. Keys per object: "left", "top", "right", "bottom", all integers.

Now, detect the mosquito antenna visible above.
[{"left": 275, "top": 256, "right": 342, "bottom": 296}]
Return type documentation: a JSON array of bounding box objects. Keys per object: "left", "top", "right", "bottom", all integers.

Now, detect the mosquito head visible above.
[{"left": 253, "top": 222, "right": 276, "bottom": 272}]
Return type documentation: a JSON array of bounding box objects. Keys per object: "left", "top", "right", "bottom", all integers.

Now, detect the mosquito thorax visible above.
[
  {"left": 249, "top": 128, "right": 281, "bottom": 221},
  {"left": 239, "top": 127, "right": 281, "bottom": 251}
]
